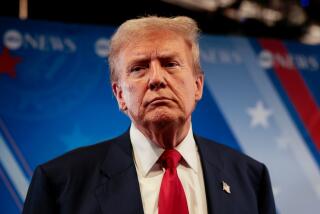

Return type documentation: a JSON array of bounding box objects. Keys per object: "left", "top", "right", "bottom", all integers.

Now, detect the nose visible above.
[{"left": 148, "top": 61, "right": 166, "bottom": 90}]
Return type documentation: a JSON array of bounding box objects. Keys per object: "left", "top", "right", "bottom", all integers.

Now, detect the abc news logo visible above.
[
  {"left": 3, "top": 29, "right": 110, "bottom": 58},
  {"left": 3, "top": 29, "right": 318, "bottom": 67},
  {"left": 259, "top": 50, "right": 319, "bottom": 71},
  {"left": 201, "top": 48, "right": 319, "bottom": 71}
]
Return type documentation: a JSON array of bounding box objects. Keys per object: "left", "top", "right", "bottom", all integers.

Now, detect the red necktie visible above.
[{"left": 158, "top": 149, "right": 189, "bottom": 214}]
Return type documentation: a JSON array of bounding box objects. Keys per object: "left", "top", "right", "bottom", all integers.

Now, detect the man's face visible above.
[{"left": 112, "top": 30, "right": 203, "bottom": 129}]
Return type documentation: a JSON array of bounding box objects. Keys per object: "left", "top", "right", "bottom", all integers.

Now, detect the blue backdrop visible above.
[{"left": 0, "top": 17, "right": 319, "bottom": 213}]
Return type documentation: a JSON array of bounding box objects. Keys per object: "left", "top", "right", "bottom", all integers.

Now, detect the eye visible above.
[
  {"left": 130, "top": 65, "right": 148, "bottom": 73},
  {"left": 164, "top": 61, "right": 179, "bottom": 68}
]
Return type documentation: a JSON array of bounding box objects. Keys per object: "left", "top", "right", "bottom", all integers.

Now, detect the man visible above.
[{"left": 23, "top": 16, "right": 276, "bottom": 214}]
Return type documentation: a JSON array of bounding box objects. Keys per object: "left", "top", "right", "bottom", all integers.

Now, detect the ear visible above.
[
  {"left": 112, "top": 81, "right": 127, "bottom": 112},
  {"left": 194, "top": 74, "right": 204, "bottom": 101}
]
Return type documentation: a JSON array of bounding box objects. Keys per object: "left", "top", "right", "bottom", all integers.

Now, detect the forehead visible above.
[{"left": 118, "top": 30, "right": 190, "bottom": 63}]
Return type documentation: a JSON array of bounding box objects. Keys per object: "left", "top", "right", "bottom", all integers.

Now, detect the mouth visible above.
[{"left": 145, "top": 97, "right": 175, "bottom": 106}]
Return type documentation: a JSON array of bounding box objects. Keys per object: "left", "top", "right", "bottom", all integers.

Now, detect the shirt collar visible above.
[{"left": 130, "top": 123, "right": 199, "bottom": 177}]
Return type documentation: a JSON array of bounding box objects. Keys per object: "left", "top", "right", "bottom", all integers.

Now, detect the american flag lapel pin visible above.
[{"left": 222, "top": 181, "right": 231, "bottom": 194}]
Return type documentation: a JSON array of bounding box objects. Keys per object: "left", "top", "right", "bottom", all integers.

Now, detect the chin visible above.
[{"left": 145, "top": 110, "right": 183, "bottom": 127}]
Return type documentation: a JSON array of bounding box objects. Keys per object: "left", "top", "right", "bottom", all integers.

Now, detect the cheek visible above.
[
  {"left": 181, "top": 81, "right": 197, "bottom": 105},
  {"left": 123, "top": 84, "right": 143, "bottom": 107},
  {"left": 174, "top": 83, "right": 195, "bottom": 107}
]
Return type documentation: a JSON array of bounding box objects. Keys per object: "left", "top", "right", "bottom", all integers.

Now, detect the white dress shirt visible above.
[{"left": 130, "top": 123, "right": 208, "bottom": 214}]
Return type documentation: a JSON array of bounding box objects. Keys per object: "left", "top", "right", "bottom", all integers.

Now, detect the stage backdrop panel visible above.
[{"left": 0, "top": 17, "right": 319, "bottom": 214}]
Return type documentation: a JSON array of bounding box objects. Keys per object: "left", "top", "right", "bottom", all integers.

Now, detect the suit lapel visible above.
[
  {"left": 195, "top": 135, "right": 226, "bottom": 214},
  {"left": 94, "top": 132, "right": 229, "bottom": 214},
  {"left": 95, "top": 132, "right": 144, "bottom": 214}
]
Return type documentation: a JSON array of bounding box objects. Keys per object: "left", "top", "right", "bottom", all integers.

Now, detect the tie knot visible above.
[{"left": 159, "top": 149, "right": 182, "bottom": 169}]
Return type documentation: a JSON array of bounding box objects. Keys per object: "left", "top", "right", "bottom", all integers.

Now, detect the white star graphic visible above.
[
  {"left": 276, "top": 135, "right": 291, "bottom": 150},
  {"left": 247, "top": 100, "right": 273, "bottom": 128},
  {"left": 272, "top": 186, "right": 281, "bottom": 197}
]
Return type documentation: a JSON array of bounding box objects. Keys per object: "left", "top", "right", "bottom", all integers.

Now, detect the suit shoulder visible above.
[
  {"left": 39, "top": 134, "right": 123, "bottom": 175},
  {"left": 194, "top": 136, "right": 275, "bottom": 213},
  {"left": 195, "top": 135, "right": 265, "bottom": 169}
]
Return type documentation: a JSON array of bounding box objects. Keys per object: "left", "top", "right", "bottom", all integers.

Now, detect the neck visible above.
[{"left": 135, "top": 118, "right": 191, "bottom": 149}]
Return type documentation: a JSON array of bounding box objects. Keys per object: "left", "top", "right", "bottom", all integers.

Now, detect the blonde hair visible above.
[{"left": 108, "top": 16, "right": 203, "bottom": 82}]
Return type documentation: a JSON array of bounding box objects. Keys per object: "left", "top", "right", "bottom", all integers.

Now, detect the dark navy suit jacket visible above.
[{"left": 23, "top": 131, "right": 276, "bottom": 214}]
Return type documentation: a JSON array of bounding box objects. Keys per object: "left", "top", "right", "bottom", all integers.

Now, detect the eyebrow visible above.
[{"left": 128, "top": 51, "right": 181, "bottom": 64}]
